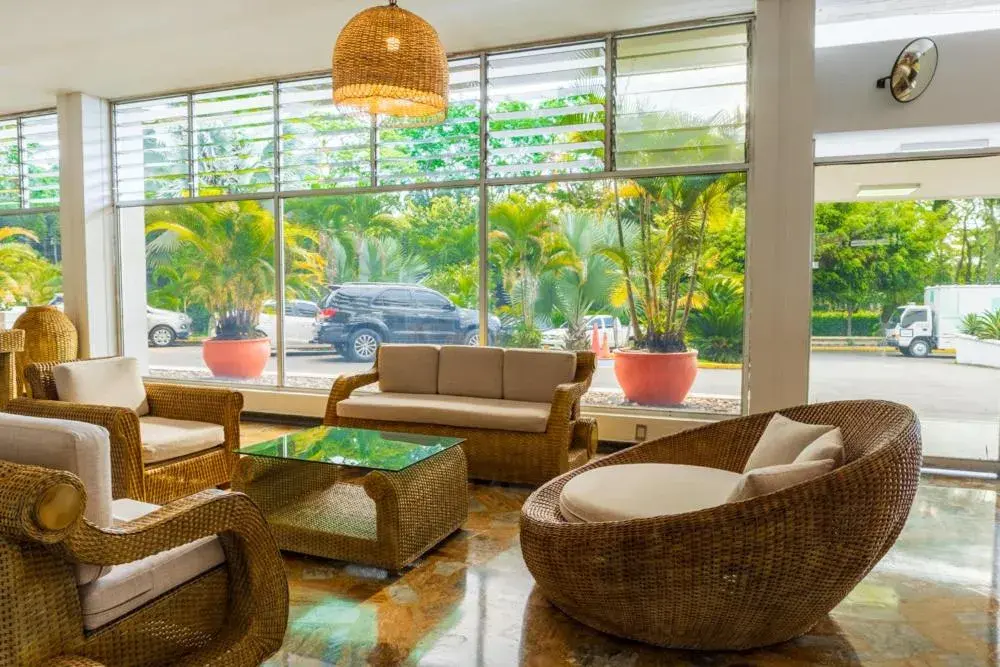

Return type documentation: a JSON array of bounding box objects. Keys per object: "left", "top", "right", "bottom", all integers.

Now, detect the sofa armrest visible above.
[
  {"left": 63, "top": 490, "right": 289, "bottom": 664},
  {"left": 324, "top": 370, "right": 380, "bottom": 424},
  {"left": 547, "top": 381, "right": 591, "bottom": 431},
  {"left": 145, "top": 382, "right": 243, "bottom": 453},
  {"left": 0, "top": 459, "right": 87, "bottom": 546},
  {"left": 5, "top": 398, "right": 146, "bottom": 500}
]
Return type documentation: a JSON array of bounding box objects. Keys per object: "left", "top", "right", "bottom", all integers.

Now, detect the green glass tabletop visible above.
[{"left": 237, "top": 426, "right": 463, "bottom": 472}]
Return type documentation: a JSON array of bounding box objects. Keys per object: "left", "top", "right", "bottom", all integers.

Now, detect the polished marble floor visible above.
[{"left": 243, "top": 423, "right": 1000, "bottom": 666}]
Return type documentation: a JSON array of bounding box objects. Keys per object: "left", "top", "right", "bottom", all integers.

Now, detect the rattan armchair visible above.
[
  {"left": 0, "top": 460, "right": 288, "bottom": 667},
  {"left": 520, "top": 400, "right": 922, "bottom": 650},
  {"left": 325, "top": 349, "right": 598, "bottom": 485},
  {"left": 5, "top": 359, "right": 243, "bottom": 504}
]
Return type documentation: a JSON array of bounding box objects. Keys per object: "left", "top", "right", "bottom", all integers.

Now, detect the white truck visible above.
[{"left": 886, "top": 284, "right": 1000, "bottom": 357}]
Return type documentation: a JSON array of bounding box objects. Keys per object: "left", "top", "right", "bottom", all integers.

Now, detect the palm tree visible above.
[{"left": 0, "top": 227, "right": 60, "bottom": 306}]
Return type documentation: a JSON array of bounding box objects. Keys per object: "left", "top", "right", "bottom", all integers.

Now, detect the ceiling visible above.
[
  {"left": 816, "top": 0, "right": 999, "bottom": 24},
  {"left": 0, "top": 0, "right": 751, "bottom": 115},
  {"left": 815, "top": 155, "right": 1000, "bottom": 202}
]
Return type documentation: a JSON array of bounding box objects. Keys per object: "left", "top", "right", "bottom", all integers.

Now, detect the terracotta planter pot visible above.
[
  {"left": 613, "top": 349, "right": 698, "bottom": 406},
  {"left": 202, "top": 338, "right": 270, "bottom": 379}
]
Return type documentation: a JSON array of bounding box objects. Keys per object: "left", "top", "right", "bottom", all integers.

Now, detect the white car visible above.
[
  {"left": 257, "top": 300, "right": 320, "bottom": 348},
  {"left": 541, "top": 314, "right": 631, "bottom": 350}
]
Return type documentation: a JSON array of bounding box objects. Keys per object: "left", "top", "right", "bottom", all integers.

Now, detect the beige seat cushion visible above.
[
  {"left": 378, "top": 345, "right": 440, "bottom": 395},
  {"left": 743, "top": 413, "right": 837, "bottom": 472},
  {"left": 728, "top": 459, "right": 836, "bottom": 503},
  {"left": 111, "top": 498, "right": 162, "bottom": 525},
  {"left": 559, "top": 463, "right": 743, "bottom": 523},
  {"left": 438, "top": 346, "right": 504, "bottom": 398},
  {"left": 795, "top": 428, "right": 845, "bottom": 466},
  {"left": 78, "top": 531, "right": 225, "bottom": 630},
  {"left": 52, "top": 357, "right": 149, "bottom": 416},
  {"left": 139, "top": 416, "right": 225, "bottom": 464},
  {"left": 0, "top": 413, "right": 113, "bottom": 585},
  {"left": 503, "top": 349, "right": 576, "bottom": 403},
  {"left": 337, "top": 392, "right": 551, "bottom": 433}
]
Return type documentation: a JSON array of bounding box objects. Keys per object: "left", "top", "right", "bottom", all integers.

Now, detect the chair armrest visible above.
[
  {"left": 0, "top": 459, "right": 86, "bottom": 546},
  {"left": 40, "top": 657, "right": 106, "bottom": 667},
  {"left": 324, "top": 370, "right": 379, "bottom": 424},
  {"left": 145, "top": 382, "right": 243, "bottom": 453},
  {"left": 547, "top": 381, "right": 591, "bottom": 432},
  {"left": 63, "top": 490, "right": 289, "bottom": 664},
  {"left": 5, "top": 398, "right": 146, "bottom": 500}
]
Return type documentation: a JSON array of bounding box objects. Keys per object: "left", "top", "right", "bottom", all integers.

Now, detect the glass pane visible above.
[
  {"left": 115, "top": 96, "right": 191, "bottom": 201},
  {"left": 280, "top": 188, "right": 480, "bottom": 391},
  {"left": 144, "top": 199, "right": 278, "bottom": 386},
  {"left": 488, "top": 174, "right": 746, "bottom": 416},
  {"left": 20, "top": 114, "right": 60, "bottom": 208},
  {"left": 615, "top": 24, "right": 749, "bottom": 169},
  {"left": 192, "top": 85, "right": 275, "bottom": 195},
  {"left": 278, "top": 77, "right": 372, "bottom": 190},
  {"left": 487, "top": 42, "right": 606, "bottom": 177},
  {"left": 238, "top": 425, "right": 463, "bottom": 471},
  {"left": 0, "top": 119, "right": 20, "bottom": 209},
  {"left": 0, "top": 212, "right": 62, "bottom": 320},
  {"left": 378, "top": 58, "right": 482, "bottom": 185},
  {"left": 810, "top": 187, "right": 1000, "bottom": 462}
]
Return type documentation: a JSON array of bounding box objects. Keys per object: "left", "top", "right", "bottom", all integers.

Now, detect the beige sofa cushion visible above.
[
  {"left": 337, "top": 392, "right": 552, "bottom": 433},
  {"left": 503, "top": 349, "right": 576, "bottom": 403},
  {"left": 0, "top": 413, "right": 114, "bottom": 585},
  {"left": 52, "top": 357, "right": 149, "bottom": 416},
  {"left": 438, "top": 345, "right": 504, "bottom": 398},
  {"left": 78, "top": 531, "right": 225, "bottom": 630},
  {"left": 559, "top": 463, "right": 743, "bottom": 523},
  {"left": 743, "top": 413, "right": 837, "bottom": 472},
  {"left": 795, "top": 428, "right": 845, "bottom": 466},
  {"left": 139, "top": 416, "right": 225, "bottom": 464},
  {"left": 728, "top": 459, "right": 836, "bottom": 503},
  {"left": 111, "top": 498, "right": 162, "bottom": 525},
  {"left": 378, "top": 345, "right": 440, "bottom": 395}
]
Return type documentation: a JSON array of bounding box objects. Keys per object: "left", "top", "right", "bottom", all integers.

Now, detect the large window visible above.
[
  {"left": 114, "top": 20, "right": 751, "bottom": 417},
  {"left": 0, "top": 112, "right": 61, "bottom": 324}
]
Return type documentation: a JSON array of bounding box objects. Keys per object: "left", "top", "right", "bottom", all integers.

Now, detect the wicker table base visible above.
[{"left": 233, "top": 444, "right": 468, "bottom": 571}]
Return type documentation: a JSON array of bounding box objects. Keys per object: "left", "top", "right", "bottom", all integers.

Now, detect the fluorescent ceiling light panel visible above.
[
  {"left": 857, "top": 184, "right": 921, "bottom": 198},
  {"left": 899, "top": 138, "right": 991, "bottom": 152}
]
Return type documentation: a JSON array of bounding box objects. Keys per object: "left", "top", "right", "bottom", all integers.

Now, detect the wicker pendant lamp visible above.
[{"left": 332, "top": 0, "right": 449, "bottom": 125}]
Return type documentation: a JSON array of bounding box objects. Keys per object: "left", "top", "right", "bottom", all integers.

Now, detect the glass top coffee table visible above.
[{"left": 233, "top": 426, "right": 469, "bottom": 571}]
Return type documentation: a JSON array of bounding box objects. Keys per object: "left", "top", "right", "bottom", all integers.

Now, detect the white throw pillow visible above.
[
  {"left": 52, "top": 358, "right": 149, "bottom": 416},
  {"left": 795, "top": 428, "right": 845, "bottom": 466},
  {"left": 728, "top": 459, "right": 836, "bottom": 503},
  {"left": 743, "top": 413, "right": 836, "bottom": 472}
]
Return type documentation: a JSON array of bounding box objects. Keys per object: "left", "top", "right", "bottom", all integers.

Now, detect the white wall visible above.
[{"left": 815, "top": 29, "right": 1000, "bottom": 134}]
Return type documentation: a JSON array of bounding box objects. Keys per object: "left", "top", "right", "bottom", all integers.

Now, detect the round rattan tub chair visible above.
[{"left": 520, "top": 400, "right": 922, "bottom": 650}]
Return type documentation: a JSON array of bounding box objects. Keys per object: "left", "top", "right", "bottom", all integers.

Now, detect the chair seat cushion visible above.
[
  {"left": 139, "top": 416, "right": 225, "bottom": 464},
  {"left": 337, "top": 392, "right": 552, "bottom": 433},
  {"left": 78, "top": 533, "right": 226, "bottom": 630},
  {"left": 560, "top": 463, "right": 742, "bottom": 523}
]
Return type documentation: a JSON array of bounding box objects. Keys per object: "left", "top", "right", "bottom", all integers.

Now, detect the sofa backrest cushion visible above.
[
  {"left": 727, "top": 458, "right": 836, "bottom": 503},
  {"left": 743, "top": 413, "right": 837, "bottom": 472},
  {"left": 0, "top": 413, "right": 113, "bottom": 585},
  {"left": 52, "top": 357, "right": 149, "bottom": 416},
  {"left": 378, "top": 345, "right": 440, "bottom": 394},
  {"left": 503, "top": 349, "right": 576, "bottom": 403},
  {"left": 438, "top": 346, "right": 504, "bottom": 398}
]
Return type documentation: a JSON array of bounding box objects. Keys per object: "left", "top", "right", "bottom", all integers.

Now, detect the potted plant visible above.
[
  {"left": 602, "top": 174, "right": 742, "bottom": 405},
  {"left": 146, "top": 200, "right": 279, "bottom": 379}
]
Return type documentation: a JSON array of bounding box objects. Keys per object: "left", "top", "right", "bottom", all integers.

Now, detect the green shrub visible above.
[
  {"left": 687, "top": 279, "right": 743, "bottom": 363},
  {"left": 811, "top": 311, "right": 882, "bottom": 337},
  {"left": 961, "top": 308, "right": 1000, "bottom": 340}
]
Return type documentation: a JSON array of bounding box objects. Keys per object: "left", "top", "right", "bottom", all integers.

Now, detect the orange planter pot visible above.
[
  {"left": 613, "top": 349, "right": 698, "bottom": 406},
  {"left": 202, "top": 338, "right": 270, "bottom": 379}
]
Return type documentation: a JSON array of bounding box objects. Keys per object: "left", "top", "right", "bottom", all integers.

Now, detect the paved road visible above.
[{"left": 148, "top": 347, "right": 1000, "bottom": 423}]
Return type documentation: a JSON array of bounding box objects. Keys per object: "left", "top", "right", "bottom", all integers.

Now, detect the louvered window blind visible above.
[{"left": 0, "top": 112, "right": 60, "bottom": 210}]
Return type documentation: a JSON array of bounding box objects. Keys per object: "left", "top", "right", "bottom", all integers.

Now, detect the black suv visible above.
[{"left": 314, "top": 283, "right": 502, "bottom": 362}]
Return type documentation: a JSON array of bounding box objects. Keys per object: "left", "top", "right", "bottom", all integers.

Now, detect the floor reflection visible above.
[{"left": 242, "top": 417, "right": 1000, "bottom": 666}]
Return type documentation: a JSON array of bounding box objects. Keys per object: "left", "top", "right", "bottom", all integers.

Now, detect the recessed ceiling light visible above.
[{"left": 857, "top": 183, "right": 921, "bottom": 198}]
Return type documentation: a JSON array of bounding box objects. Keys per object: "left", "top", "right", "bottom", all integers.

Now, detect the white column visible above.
[
  {"left": 744, "top": 0, "right": 816, "bottom": 413},
  {"left": 58, "top": 93, "right": 119, "bottom": 359}
]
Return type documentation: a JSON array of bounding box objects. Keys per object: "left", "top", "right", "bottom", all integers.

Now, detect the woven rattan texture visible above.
[
  {"left": 12, "top": 306, "right": 77, "bottom": 397},
  {"left": 324, "top": 350, "right": 597, "bottom": 485},
  {"left": 7, "top": 359, "right": 243, "bottom": 504},
  {"left": 519, "top": 400, "right": 922, "bottom": 650}
]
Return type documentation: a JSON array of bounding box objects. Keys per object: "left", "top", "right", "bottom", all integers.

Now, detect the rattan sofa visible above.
[
  {"left": 325, "top": 345, "right": 597, "bottom": 485},
  {"left": 6, "top": 358, "right": 243, "bottom": 504},
  {"left": 520, "top": 400, "right": 922, "bottom": 650},
  {"left": 0, "top": 413, "right": 287, "bottom": 666}
]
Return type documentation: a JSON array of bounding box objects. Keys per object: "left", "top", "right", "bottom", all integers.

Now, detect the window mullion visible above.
[
  {"left": 478, "top": 52, "right": 489, "bottom": 343},
  {"left": 605, "top": 36, "right": 615, "bottom": 173},
  {"left": 16, "top": 117, "right": 25, "bottom": 209}
]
